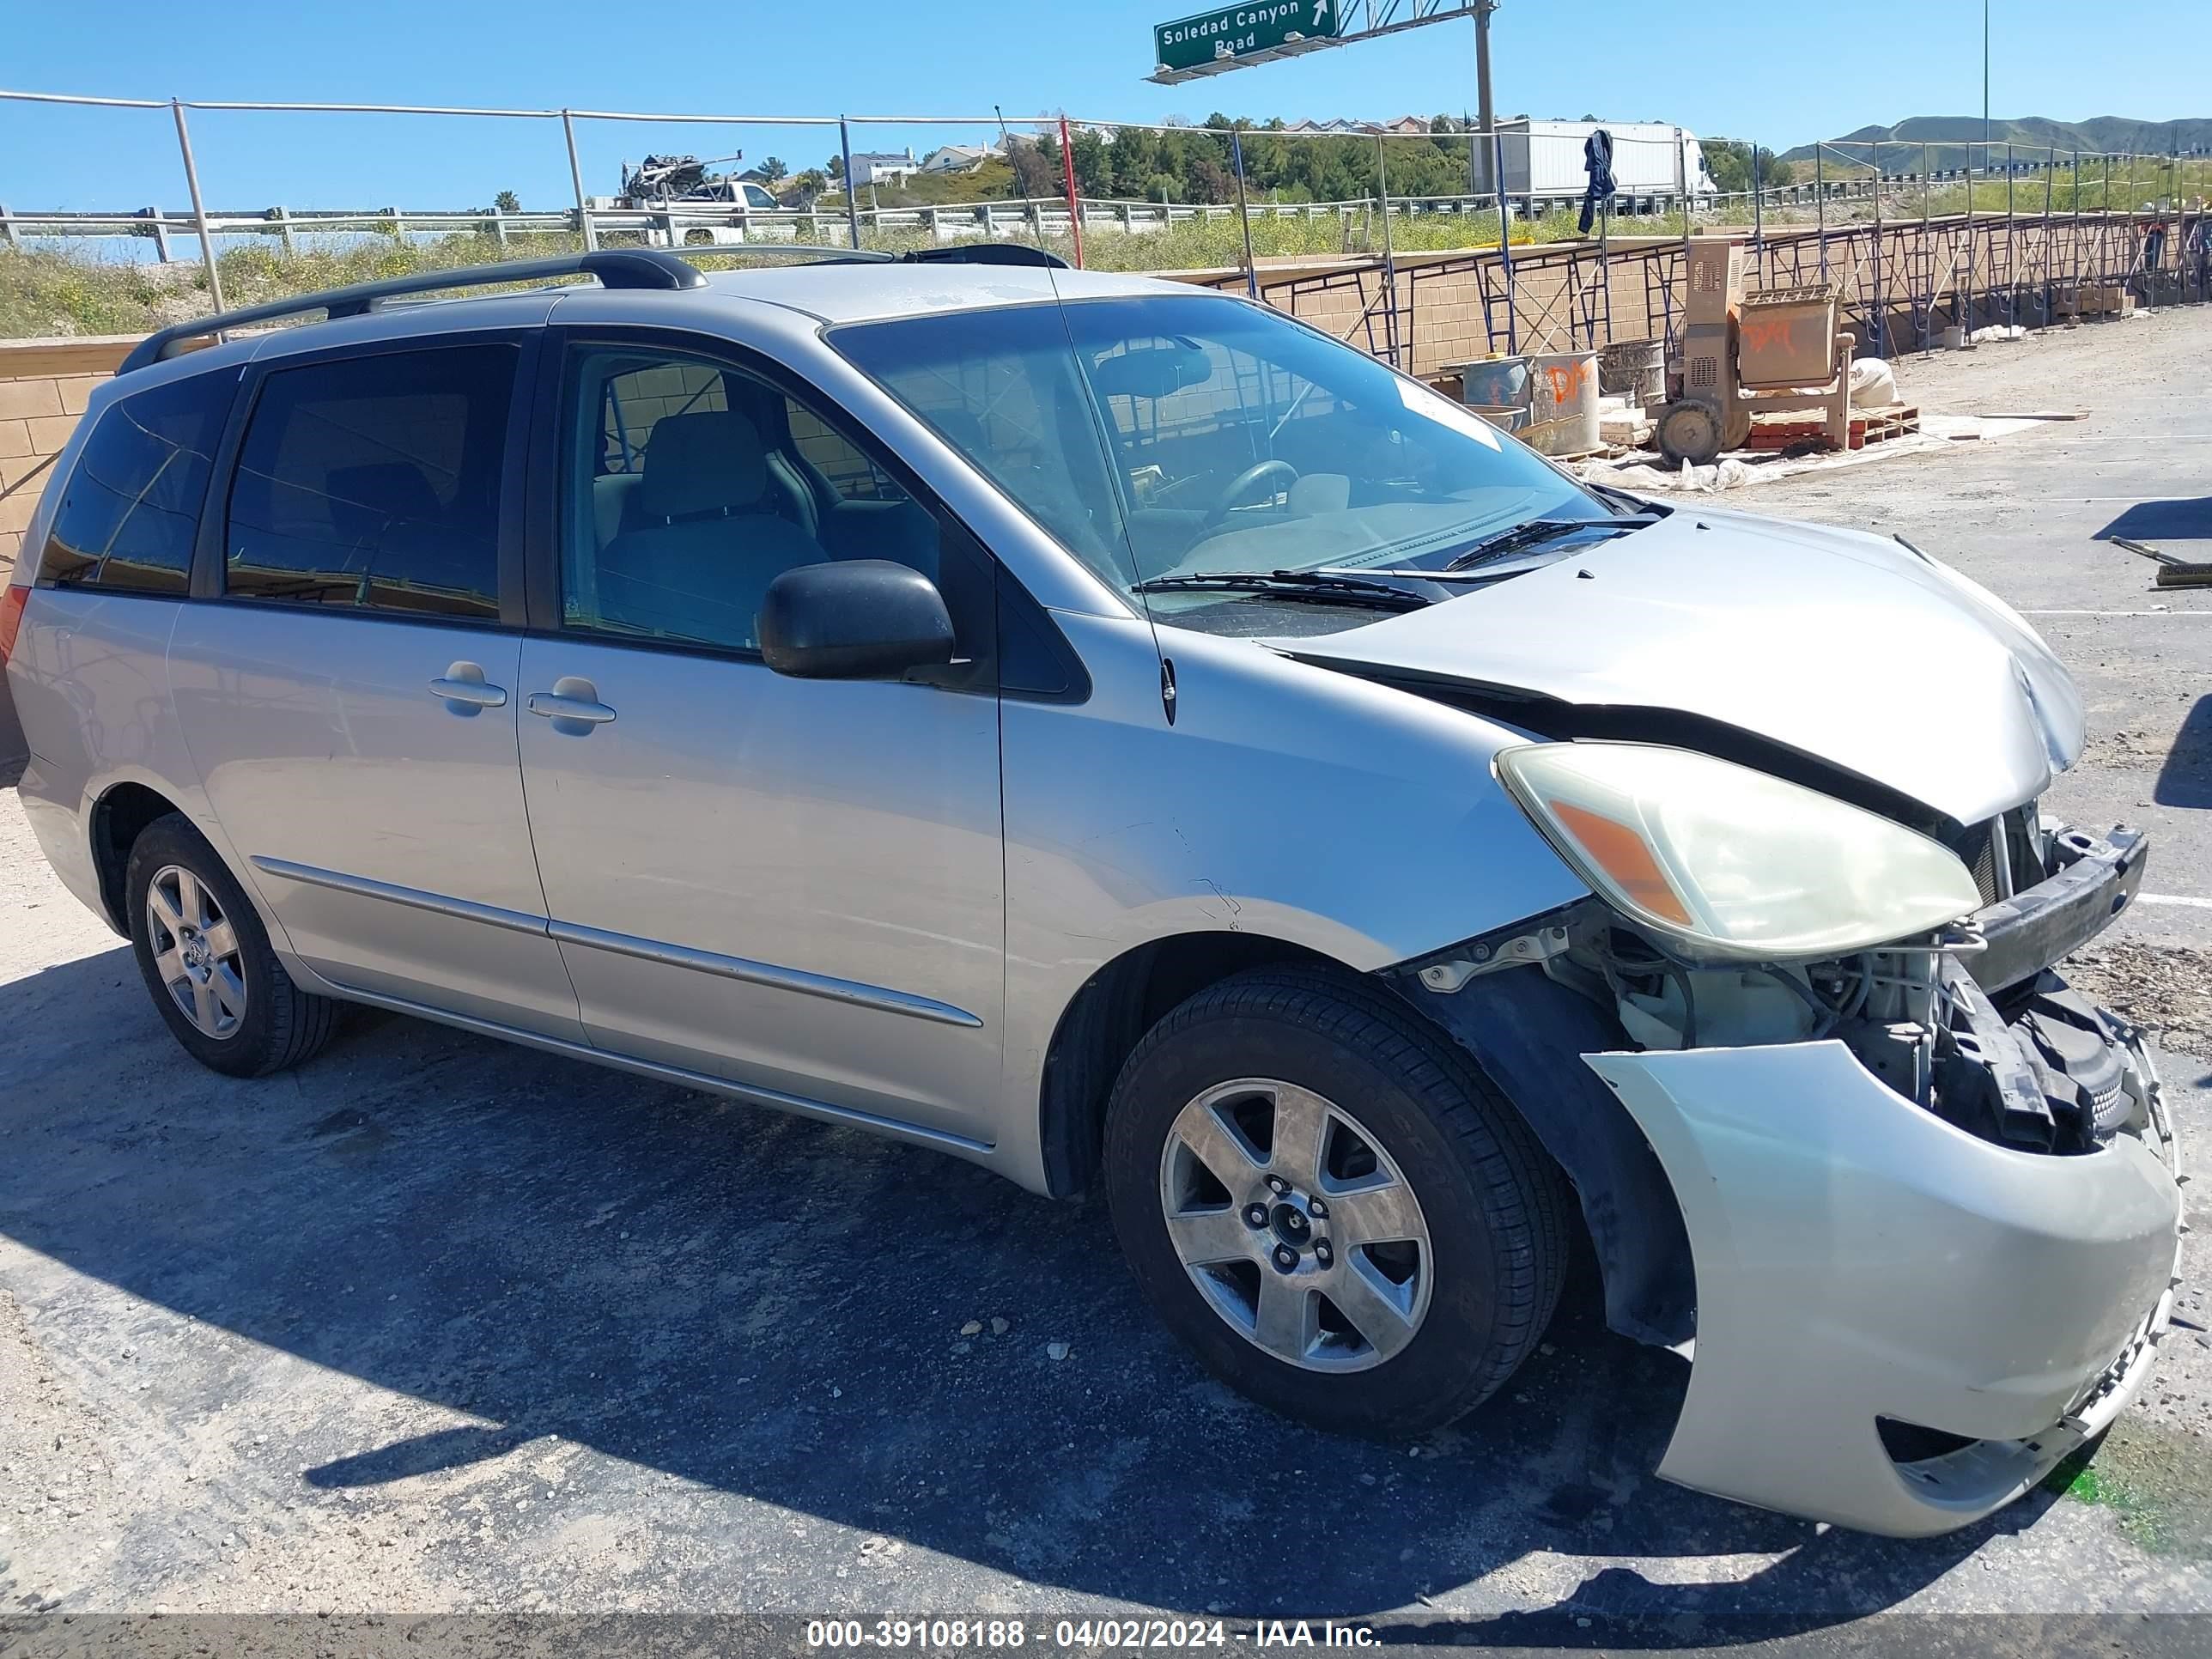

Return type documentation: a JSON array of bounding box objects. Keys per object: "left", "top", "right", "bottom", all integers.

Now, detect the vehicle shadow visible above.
[
  {"left": 2156, "top": 695, "right": 2212, "bottom": 809},
  {"left": 0, "top": 944, "right": 2033, "bottom": 1623},
  {"left": 2096, "top": 497, "right": 2212, "bottom": 550}
]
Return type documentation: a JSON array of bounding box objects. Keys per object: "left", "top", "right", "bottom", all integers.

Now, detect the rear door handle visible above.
[
  {"left": 428, "top": 662, "right": 507, "bottom": 711},
  {"left": 527, "top": 676, "right": 617, "bottom": 726}
]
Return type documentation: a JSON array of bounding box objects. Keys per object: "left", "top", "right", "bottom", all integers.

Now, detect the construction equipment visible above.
[{"left": 1656, "top": 237, "right": 1856, "bottom": 465}]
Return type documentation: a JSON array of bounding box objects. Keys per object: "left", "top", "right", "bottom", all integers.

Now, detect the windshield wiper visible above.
[
  {"left": 1128, "top": 568, "right": 1432, "bottom": 611},
  {"left": 1443, "top": 514, "right": 1656, "bottom": 572}
]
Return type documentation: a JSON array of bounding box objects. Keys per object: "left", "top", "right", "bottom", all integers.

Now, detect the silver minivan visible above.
[{"left": 3, "top": 249, "right": 2182, "bottom": 1539}]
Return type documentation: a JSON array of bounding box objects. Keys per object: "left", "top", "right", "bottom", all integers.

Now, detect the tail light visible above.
[{"left": 0, "top": 585, "right": 27, "bottom": 669}]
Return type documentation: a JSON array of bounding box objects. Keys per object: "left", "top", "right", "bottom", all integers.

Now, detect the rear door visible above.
[
  {"left": 168, "top": 332, "right": 583, "bottom": 1040},
  {"left": 512, "top": 330, "right": 1005, "bottom": 1141}
]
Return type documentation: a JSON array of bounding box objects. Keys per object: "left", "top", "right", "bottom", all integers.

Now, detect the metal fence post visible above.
[
  {"left": 1230, "top": 125, "right": 1257, "bottom": 298},
  {"left": 0, "top": 204, "right": 14, "bottom": 250},
  {"left": 838, "top": 116, "right": 862, "bottom": 250},
  {"left": 1871, "top": 144, "right": 1886, "bottom": 356},
  {"left": 1492, "top": 123, "right": 1516, "bottom": 355},
  {"left": 274, "top": 204, "right": 295, "bottom": 254},
  {"left": 562, "top": 109, "right": 597, "bottom": 251},
  {"left": 170, "top": 100, "right": 226, "bottom": 313},
  {"left": 1815, "top": 143, "right": 1826, "bottom": 279},
  {"left": 1376, "top": 135, "right": 1400, "bottom": 367},
  {"left": 2043, "top": 145, "right": 2054, "bottom": 322},
  {"left": 1058, "top": 115, "right": 1085, "bottom": 268},
  {"left": 1675, "top": 127, "right": 1691, "bottom": 324},
  {"left": 1963, "top": 149, "right": 1975, "bottom": 341},
  {"left": 2074, "top": 152, "right": 2084, "bottom": 305},
  {"left": 1752, "top": 141, "right": 1763, "bottom": 249}
]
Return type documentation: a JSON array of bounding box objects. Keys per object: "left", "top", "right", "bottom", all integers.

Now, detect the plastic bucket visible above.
[
  {"left": 1599, "top": 337, "right": 1665, "bottom": 406},
  {"left": 1523, "top": 349, "right": 1601, "bottom": 457}
]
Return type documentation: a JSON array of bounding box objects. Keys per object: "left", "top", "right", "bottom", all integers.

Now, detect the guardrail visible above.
[{"left": 2, "top": 183, "right": 1894, "bottom": 261}]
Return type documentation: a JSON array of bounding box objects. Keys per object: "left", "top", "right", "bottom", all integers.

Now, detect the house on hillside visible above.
[
  {"left": 849, "top": 149, "right": 920, "bottom": 187},
  {"left": 920, "top": 143, "right": 996, "bottom": 174}
]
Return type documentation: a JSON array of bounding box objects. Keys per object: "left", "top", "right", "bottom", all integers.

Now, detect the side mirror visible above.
[{"left": 757, "top": 560, "right": 956, "bottom": 680}]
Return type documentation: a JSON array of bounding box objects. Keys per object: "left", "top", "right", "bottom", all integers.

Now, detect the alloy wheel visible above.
[
  {"left": 1158, "top": 1078, "right": 1432, "bottom": 1372},
  {"left": 145, "top": 864, "right": 247, "bottom": 1039}
]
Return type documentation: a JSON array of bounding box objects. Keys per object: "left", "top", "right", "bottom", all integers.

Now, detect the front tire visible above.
[
  {"left": 1103, "top": 967, "right": 1568, "bottom": 1437},
  {"left": 125, "top": 814, "right": 340, "bottom": 1077}
]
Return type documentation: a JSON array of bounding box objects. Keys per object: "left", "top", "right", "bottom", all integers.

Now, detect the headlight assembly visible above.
[{"left": 1494, "top": 742, "right": 1983, "bottom": 961}]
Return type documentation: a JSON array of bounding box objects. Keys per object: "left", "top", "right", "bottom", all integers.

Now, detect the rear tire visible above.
[
  {"left": 1103, "top": 967, "right": 1568, "bottom": 1438},
  {"left": 125, "top": 814, "right": 341, "bottom": 1077}
]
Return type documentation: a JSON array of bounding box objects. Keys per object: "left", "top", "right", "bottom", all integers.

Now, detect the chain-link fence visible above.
[{"left": 4, "top": 88, "right": 2208, "bottom": 368}]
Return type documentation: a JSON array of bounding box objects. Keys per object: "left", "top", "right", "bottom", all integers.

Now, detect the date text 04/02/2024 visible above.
[{"left": 803, "top": 1618, "right": 1382, "bottom": 1648}]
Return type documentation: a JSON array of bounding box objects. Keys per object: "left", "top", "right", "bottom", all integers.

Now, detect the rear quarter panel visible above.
[{"left": 8, "top": 587, "right": 229, "bottom": 930}]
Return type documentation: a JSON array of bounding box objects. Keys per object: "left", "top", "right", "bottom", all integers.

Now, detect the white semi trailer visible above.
[{"left": 1494, "top": 119, "right": 1716, "bottom": 204}]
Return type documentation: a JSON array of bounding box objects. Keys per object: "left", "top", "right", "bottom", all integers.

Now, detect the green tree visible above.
[
  {"left": 757, "top": 155, "right": 788, "bottom": 185},
  {"left": 492, "top": 189, "right": 520, "bottom": 213},
  {"left": 1705, "top": 142, "right": 1792, "bottom": 193}
]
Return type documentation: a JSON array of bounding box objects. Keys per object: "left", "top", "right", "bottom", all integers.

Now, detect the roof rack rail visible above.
[
  {"left": 901, "top": 243, "right": 1068, "bottom": 269},
  {"left": 699, "top": 243, "right": 1068, "bottom": 270},
  {"left": 116, "top": 248, "right": 706, "bottom": 374}
]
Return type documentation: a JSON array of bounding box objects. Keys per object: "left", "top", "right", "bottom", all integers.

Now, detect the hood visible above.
[{"left": 1267, "top": 508, "right": 2084, "bottom": 827}]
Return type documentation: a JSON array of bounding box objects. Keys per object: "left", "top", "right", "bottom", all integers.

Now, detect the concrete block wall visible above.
[{"left": 1, "top": 337, "right": 136, "bottom": 762}]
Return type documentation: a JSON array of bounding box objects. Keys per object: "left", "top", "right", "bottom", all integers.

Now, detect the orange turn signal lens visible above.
[{"left": 1547, "top": 799, "right": 1694, "bottom": 927}]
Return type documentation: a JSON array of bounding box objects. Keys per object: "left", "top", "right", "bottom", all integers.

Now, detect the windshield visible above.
[{"left": 828, "top": 294, "right": 1608, "bottom": 617}]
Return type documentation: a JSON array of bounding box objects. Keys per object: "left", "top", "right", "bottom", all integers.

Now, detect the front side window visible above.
[
  {"left": 40, "top": 369, "right": 235, "bottom": 595},
  {"left": 222, "top": 343, "right": 514, "bottom": 619},
  {"left": 831, "top": 293, "right": 1610, "bottom": 624},
  {"left": 560, "top": 345, "right": 971, "bottom": 656}
]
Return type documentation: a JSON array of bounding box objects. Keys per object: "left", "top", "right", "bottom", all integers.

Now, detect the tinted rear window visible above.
[
  {"left": 223, "top": 343, "right": 514, "bottom": 620},
  {"left": 40, "top": 368, "right": 236, "bottom": 595}
]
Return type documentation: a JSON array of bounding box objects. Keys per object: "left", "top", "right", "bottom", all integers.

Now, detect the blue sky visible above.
[{"left": 3, "top": 0, "right": 2208, "bottom": 210}]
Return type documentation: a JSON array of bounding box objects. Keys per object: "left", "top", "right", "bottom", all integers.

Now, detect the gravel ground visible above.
[{"left": 2, "top": 307, "right": 2210, "bottom": 1648}]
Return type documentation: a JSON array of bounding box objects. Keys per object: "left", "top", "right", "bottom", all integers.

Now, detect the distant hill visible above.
[{"left": 1781, "top": 116, "right": 2212, "bottom": 172}]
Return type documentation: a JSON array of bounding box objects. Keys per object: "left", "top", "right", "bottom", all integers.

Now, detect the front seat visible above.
[{"left": 596, "top": 410, "right": 825, "bottom": 647}]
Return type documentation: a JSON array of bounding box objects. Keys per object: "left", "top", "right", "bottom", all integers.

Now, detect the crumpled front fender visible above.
[{"left": 1585, "top": 1038, "right": 2183, "bottom": 1537}]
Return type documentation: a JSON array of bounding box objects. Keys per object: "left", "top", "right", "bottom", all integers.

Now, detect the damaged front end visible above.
[{"left": 1396, "top": 810, "right": 2185, "bottom": 1538}]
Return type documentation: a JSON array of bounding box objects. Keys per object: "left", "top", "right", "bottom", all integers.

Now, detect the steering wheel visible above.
[{"left": 1202, "top": 459, "right": 1299, "bottom": 527}]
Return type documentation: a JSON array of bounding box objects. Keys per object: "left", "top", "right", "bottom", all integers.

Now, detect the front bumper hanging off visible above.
[{"left": 1583, "top": 823, "right": 2185, "bottom": 1539}]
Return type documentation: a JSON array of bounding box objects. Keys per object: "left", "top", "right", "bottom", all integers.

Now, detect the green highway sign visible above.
[{"left": 1152, "top": 0, "right": 1342, "bottom": 80}]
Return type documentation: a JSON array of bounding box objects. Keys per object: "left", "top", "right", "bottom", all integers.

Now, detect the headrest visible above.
[{"left": 639, "top": 410, "right": 769, "bottom": 520}]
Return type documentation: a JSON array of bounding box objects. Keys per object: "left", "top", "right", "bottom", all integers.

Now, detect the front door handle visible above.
[
  {"left": 527, "top": 675, "right": 617, "bottom": 726},
  {"left": 428, "top": 661, "right": 507, "bottom": 711}
]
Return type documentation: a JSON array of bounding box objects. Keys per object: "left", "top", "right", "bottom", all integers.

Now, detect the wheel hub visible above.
[{"left": 1269, "top": 1195, "right": 1316, "bottom": 1253}]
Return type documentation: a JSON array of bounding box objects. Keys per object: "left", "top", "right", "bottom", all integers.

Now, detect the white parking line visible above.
[
  {"left": 2021, "top": 609, "right": 2212, "bottom": 617},
  {"left": 2138, "top": 893, "right": 2212, "bottom": 909}
]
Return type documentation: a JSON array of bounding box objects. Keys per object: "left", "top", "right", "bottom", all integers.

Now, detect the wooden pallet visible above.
[{"left": 1743, "top": 404, "right": 1921, "bottom": 453}]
